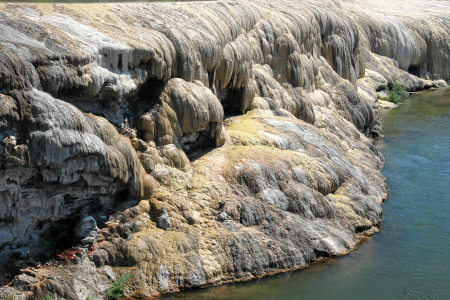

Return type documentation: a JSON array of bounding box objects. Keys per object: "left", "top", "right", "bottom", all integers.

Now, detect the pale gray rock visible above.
[
  {"left": 156, "top": 265, "right": 170, "bottom": 291},
  {"left": 11, "top": 274, "right": 37, "bottom": 292},
  {"left": 378, "top": 100, "right": 399, "bottom": 109},
  {"left": 76, "top": 216, "right": 98, "bottom": 240},
  {"left": 103, "top": 266, "right": 116, "bottom": 282},
  {"left": 217, "top": 212, "right": 227, "bottom": 222},
  {"left": 157, "top": 209, "right": 171, "bottom": 231},
  {"left": 79, "top": 237, "right": 96, "bottom": 249},
  {"left": 377, "top": 90, "right": 389, "bottom": 99}
]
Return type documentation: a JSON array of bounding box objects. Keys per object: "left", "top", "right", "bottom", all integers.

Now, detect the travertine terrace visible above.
[{"left": 0, "top": 0, "right": 449, "bottom": 298}]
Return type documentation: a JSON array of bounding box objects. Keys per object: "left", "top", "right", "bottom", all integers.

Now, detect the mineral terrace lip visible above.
[{"left": 0, "top": 0, "right": 449, "bottom": 299}]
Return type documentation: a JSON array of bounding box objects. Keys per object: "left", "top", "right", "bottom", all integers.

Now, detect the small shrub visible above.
[
  {"left": 40, "top": 237, "right": 56, "bottom": 249},
  {"left": 0, "top": 217, "right": 13, "bottom": 224},
  {"left": 104, "top": 273, "right": 132, "bottom": 300},
  {"left": 64, "top": 194, "right": 78, "bottom": 204},
  {"left": 384, "top": 76, "right": 407, "bottom": 103}
]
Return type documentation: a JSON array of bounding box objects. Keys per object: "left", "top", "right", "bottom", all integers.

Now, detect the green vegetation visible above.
[
  {"left": 86, "top": 297, "right": 93, "bottom": 300},
  {"left": 3, "top": 294, "right": 17, "bottom": 300},
  {"left": 104, "top": 273, "right": 132, "bottom": 300},
  {"left": 30, "top": 294, "right": 56, "bottom": 300},
  {"left": 40, "top": 237, "right": 57, "bottom": 249},
  {"left": 380, "top": 76, "right": 408, "bottom": 103},
  {"left": 64, "top": 194, "right": 78, "bottom": 204},
  {"left": 0, "top": 217, "right": 13, "bottom": 224}
]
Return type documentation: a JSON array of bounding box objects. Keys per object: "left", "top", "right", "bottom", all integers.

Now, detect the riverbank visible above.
[{"left": 161, "top": 86, "right": 450, "bottom": 299}]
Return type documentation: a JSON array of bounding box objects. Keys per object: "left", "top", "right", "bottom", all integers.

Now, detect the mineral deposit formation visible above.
[{"left": 0, "top": 0, "right": 449, "bottom": 298}]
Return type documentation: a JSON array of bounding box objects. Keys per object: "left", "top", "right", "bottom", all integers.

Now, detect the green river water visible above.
[{"left": 164, "top": 87, "right": 450, "bottom": 300}]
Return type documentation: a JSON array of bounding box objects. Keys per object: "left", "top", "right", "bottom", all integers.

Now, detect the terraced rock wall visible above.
[{"left": 0, "top": 0, "right": 448, "bottom": 298}]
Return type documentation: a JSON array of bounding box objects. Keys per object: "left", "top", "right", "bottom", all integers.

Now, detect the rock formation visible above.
[{"left": 0, "top": 0, "right": 448, "bottom": 298}]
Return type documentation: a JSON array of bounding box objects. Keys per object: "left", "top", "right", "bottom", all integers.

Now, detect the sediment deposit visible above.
[{"left": 0, "top": 0, "right": 449, "bottom": 298}]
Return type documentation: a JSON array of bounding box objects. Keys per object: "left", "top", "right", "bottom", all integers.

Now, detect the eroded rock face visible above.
[{"left": 0, "top": 0, "right": 449, "bottom": 298}]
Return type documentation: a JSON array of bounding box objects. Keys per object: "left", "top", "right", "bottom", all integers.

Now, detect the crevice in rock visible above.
[
  {"left": 0, "top": 215, "right": 79, "bottom": 286},
  {"left": 118, "top": 54, "right": 123, "bottom": 71},
  {"left": 220, "top": 86, "right": 244, "bottom": 117},
  {"left": 125, "top": 77, "right": 165, "bottom": 129},
  {"left": 54, "top": 73, "right": 166, "bottom": 128},
  {"left": 355, "top": 224, "right": 374, "bottom": 234},
  {"left": 136, "top": 103, "right": 164, "bottom": 146},
  {"left": 179, "top": 122, "right": 217, "bottom": 155},
  {"left": 55, "top": 85, "right": 123, "bottom": 125},
  {"left": 208, "top": 69, "right": 216, "bottom": 90},
  {"left": 108, "top": 190, "right": 141, "bottom": 217},
  {"left": 408, "top": 64, "right": 421, "bottom": 77},
  {"left": 314, "top": 249, "right": 332, "bottom": 259},
  {"left": 0, "top": 166, "right": 138, "bottom": 282}
]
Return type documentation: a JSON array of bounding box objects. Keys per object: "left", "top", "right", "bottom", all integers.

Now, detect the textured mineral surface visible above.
[{"left": 0, "top": 0, "right": 449, "bottom": 298}]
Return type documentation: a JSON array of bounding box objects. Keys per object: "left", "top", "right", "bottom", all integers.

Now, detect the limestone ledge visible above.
[{"left": 0, "top": 0, "right": 449, "bottom": 299}]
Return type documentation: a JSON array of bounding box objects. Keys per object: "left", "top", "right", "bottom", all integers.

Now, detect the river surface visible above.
[{"left": 164, "top": 87, "right": 450, "bottom": 300}]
